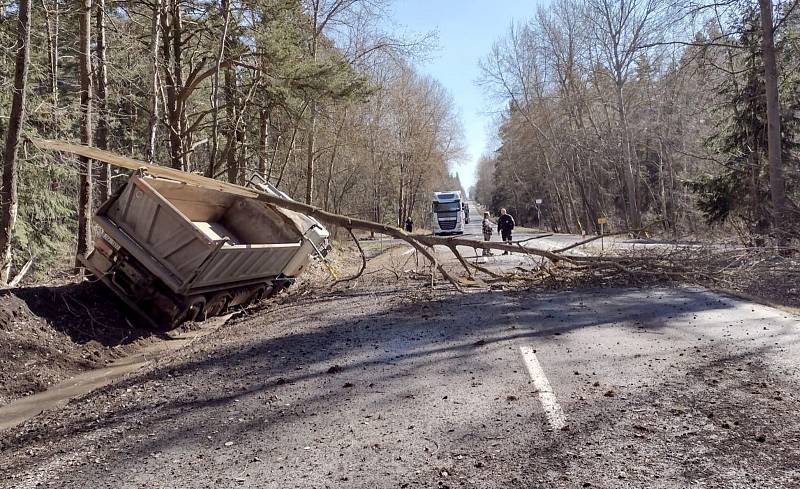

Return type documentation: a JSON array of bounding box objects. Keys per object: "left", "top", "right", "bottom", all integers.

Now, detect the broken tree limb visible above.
[
  {"left": 516, "top": 233, "right": 554, "bottom": 244},
  {"left": 466, "top": 258, "right": 503, "bottom": 279},
  {"left": 7, "top": 254, "right": 35, "bottom": 287},
  {"left": 550, "top": 221, "right": 663, "bottom": 254},
  {"left": 331, "top": 228, "right": 366, "bottom": 287},
  {"left": 413, "top": 234, "right": 572, "bottom": 265}
]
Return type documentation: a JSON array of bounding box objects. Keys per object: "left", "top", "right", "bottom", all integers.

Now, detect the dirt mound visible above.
[{"left": 0, "top": 282, "right": 155, "bottom": 406}]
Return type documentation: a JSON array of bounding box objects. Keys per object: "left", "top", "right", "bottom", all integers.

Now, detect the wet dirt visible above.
[
  {"left": 0, "top": 283, "right": 155, "bottom": 405},
  {"left": 0, "top": 314, "right": 231, "bottom": 430}
]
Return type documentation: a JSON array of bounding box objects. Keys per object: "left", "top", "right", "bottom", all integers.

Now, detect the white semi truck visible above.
[{"left": 431, "top": 191, "right": 465, "bottom": 235}]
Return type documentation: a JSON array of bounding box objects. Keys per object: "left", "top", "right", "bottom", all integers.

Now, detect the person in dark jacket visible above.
[
  {"left": 404, "top": 217, "right": 413, "bottom": 233},
  {"left": 497, "top": 208, "right": 515, "bottom": 255}
]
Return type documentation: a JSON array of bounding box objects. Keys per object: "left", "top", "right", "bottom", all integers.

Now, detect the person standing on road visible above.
[
  {"left": 497, "top": 208, "right": 515, "bottom": 255},
  {"left": 404, "top": 217, "right": 413, "bottom": 233},
  {"left": 482, "top": 212, "right": 494, "bottom": 256}
]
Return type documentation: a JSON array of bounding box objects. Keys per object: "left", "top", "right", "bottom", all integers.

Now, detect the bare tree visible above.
[
  {"left": 146, "top": 0, "right": 163, "bottom": 163},
  {"left": 758, "top": 0, "right": 787, "bottom": 241},
  {"left": 583, "top": 0, "right": 664, "bottom": 230},
  {"left": 95, "top": 0, "right": 111, "bottom": 202}
]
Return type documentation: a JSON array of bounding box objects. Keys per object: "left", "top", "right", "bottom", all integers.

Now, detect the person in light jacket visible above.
[{"left": 482, "top": 212, "right": 494, "bottom": 256}]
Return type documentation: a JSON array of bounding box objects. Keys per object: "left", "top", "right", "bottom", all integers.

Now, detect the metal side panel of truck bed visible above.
[
  {"left": 98, "top": 174, "right": 302, "bottom": 294},
  {"left": 84, "top": 172, "right": 314, "bottom": 327}
]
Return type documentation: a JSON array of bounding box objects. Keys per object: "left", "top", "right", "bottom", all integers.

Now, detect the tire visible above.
[
  {"left": 198, "top": 293, "right": 231, "bottom": 321},
  {"left": 166, "top": 296, "right": 206, "bottom": 329}
]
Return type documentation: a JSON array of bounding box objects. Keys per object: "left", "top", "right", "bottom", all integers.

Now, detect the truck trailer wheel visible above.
[
  {"left": 183, "top": 297, "right": 207, "bottom": 323},
  {"left": 199, "top": 293, "right": 231, "bottom": 321}
]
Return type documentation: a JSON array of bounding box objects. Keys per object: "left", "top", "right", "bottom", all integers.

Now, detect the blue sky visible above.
[{"left": 389, "top": 0, "right": 539, "bottom": 193}]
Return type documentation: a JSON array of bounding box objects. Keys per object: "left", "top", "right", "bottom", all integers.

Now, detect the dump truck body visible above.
[{"left": 83, "top": 172, "right": 328, "bottom": 328}]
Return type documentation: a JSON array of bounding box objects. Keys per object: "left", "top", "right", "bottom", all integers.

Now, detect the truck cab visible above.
[{"left": 432, "top": 191, "right": 465, "bottom": 235}]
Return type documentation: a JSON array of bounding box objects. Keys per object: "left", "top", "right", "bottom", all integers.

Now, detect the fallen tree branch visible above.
[
  {"left": 8, "top": 255, "right": 35, "bottom": 287},
  {"left": 550, "top": 221, "right": 663, "bottom": 254},
  {"left": 466, "top": 258, "right": 503, "bottom": 279},
  {"left": 331, "top": 228, "right": 366, "bottom": 287},
  {"left": 516, "top": 233, "right": 554, "bottom": 244}
]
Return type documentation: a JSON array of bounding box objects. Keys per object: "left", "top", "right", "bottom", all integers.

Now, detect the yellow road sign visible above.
[{"left": 597, "top": 217, "right": 608, "bottom": 225}]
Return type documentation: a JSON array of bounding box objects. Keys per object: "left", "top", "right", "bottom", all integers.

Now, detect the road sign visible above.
[
  {"left": 597, "top": 217, "right": 608, "bottom": 225},
  {"left": 535, "top": 199, "right": 543, "bottom": 205}
]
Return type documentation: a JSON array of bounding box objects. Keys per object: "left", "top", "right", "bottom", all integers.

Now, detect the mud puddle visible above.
[{"left": 0, "top": 314, "right": 232, "bottom": 431}]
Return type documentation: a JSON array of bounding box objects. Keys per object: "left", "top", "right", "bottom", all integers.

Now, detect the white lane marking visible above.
[
  {"left": 519, "top": 346, "right": 567, "bottom": 430},
  {"left": 401, "top": 247, "right": 415, "bottom": 256}
]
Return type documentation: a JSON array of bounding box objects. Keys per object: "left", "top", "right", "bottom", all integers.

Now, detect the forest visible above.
[
  {"left": 474, "top": 0, "right": 799, "bottom": 243},
  {"left": 0, "top": 0, "right": 798, "bottom": 286},
  {"left": 0, "top": 0, "right": 465, "bottom": 283}
]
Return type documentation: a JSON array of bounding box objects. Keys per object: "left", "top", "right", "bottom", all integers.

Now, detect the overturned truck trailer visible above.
[{"left": 81, "top": 171, "right": 329, "bottom": 328}]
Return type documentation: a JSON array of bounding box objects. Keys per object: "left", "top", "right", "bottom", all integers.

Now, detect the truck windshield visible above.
[{"left": 433, "top": 201, "right": 462, "bottom": 213}]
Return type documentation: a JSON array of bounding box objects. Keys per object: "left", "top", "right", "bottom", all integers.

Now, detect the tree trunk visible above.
[
  {"left": 304, "top": 2, "right": 321, "bottom": 206},
  {"left": 758, "top": 0, "right": 787, "bottom": 242},
  {"left": 323, "top": 110, "right": 346, "bottom": 211},
  {"left": 397, "top": 157, "right": 406, "bottom": 227},
  {"left": 258, "top": 107, "right": 270, "bottom": 178},
  {"left": 223, "top": 63, "right": 240, "bottom": 183},
  {"left": 163, "top": 0, "right": 186, "bottom": 171},
  {"left": 305, "top": 104, "right": 316, "bottom": 204},
  {"left": 171, "top": 0, "right": 187, "bottom": 170},
  {"left": 615, "top": 80, "right": 641, "bottom": 231},
  {"left": 95, "top": 0, "right": 110, "bottom": 202},
  {"left": 77, "top": 0, "right": 93, "bottom": 265},
  {"left": 146, "top": 0, "right": 163, "bottom": 163},
  {"left": 0, "top": 0, "right": 31, "bottom": 284},
  {"left": 208, "top": 0, "right": 230, "bottom": 178}
]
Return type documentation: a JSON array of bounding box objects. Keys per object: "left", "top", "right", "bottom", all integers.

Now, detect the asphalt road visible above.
[
  {"left": 2, "top": 283, "right": 799, "bottom": 488},
  {"left": 435, "top": 202, "right": 700, "bottom": 265}
]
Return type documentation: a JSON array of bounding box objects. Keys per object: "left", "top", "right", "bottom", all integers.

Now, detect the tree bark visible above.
[
  {"left": 305, "top": 3, "right": 320, "bottom": 205},
  {"left": 615, "top": 79, "right": 641, "bottom": 231},
  {"left": 305, "top": 103, "right": 317, "bottom": 204},
  {"left": 146, "top": 0, "right": 163, "bottom": 163},
  {"left": 0, "top": 0, "right": 31, "bottom": 284},
  {"left": 223, "top": 62, "right": 242, "bottom": 184},
  {"left": 208, "top": 0, "right": 231, "bottom": 178},
  {"left": 258, "top": 107, "right": 270, "bottom": 178},
  {"left": 163, "top": 0, "right": 186, "bottom": 171},
  {"left": 95, "top": 0, "right": 110, "bottom": 202},
  {"left": 758, "top": 0, "right": 787, "bottom": 242},
  {"left": 77, "top": 0, "right": 93, "bottom": 264}
]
